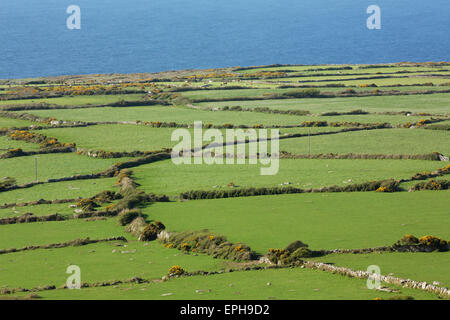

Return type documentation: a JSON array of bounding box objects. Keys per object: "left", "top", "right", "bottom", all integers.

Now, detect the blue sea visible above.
[{"left": 0, "top": 0, "right": 449, "bottom": 79}]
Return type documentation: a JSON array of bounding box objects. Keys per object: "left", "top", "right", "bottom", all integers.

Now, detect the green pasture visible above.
[
  {"left": 0, "top": 116, "right": 38, "bottom": 128},
  {"left": 133, "top": 159, "right": 445, "bottom": 196},
  {"left": 197, "top": 93, "right": 450, "bottom": 114},
  {"left": 236, "top": 64, "right": 450, "bottom": 74},
  {"left": 0, "top": 136, "right": 40, "bottom": 151},
  {"left": 0, "top": 153, "right": 127, "bottom": 185},
  {"left": 22, "top": 267, "right": 439, "bottom": 300},
  {"left": 311, "top": 252, "right": 450, "bottom": 288},
  {"left": 278, "top": 129, "right": 450, "bottom": 155},
  {"left": 0, "top": 178, "right": 117, "bottom": 204},
  {"left": 0, "top": 240, "right": 225, "bottom": 289},
  {"left": 0, "top": 218, "right": 127, "bottom": 249},
  {"left": 146, "top": 191, "right": 450, "bottom": 253},
  {"left": 180, "top": 86, "right": 449, "bottom": 101},
  {"left": 0, "top": 203, "right": 74, "bottom": 218},
  {"left": 0, "top": 94, "right": 144, "bottom": 106},
  {"left": 15, "top": 106, "right": 312, "bottom": 126}
]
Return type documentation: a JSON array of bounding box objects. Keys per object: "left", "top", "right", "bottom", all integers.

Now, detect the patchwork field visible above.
[{"left": 0, "top": 63, "right": 449, "bottom": 300}]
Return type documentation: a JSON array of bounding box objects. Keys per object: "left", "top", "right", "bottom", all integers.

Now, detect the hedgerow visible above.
[
  {"left": 160, "top": 230, "right": 257, "bottom": 261},
  {"left": 179, "top": 179, "right": 400, "bottom": 200},
  {"left": 409, "top": 179, "right": 449, "bottom": 191},
  {"left": 393, "top": 235, "right": 449, "bottom": 252}
]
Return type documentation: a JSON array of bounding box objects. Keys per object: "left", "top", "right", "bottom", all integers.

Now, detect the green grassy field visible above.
[
  {"left": 145, "top": 192, "right": 450, "bottom": 253},
  {"left": 311, "top": 252, "right": 450, "bottom": 288},
  {"left": 278, "top": 129, "right": 450, "bottom": 155},
  {"left": 0, "top": 218, "right": 128, "bottom": 249},
  {"left": 1, "top": 63, "right": 449, "bottom": 301},
  {"left": 0, "top": 94, "right": 144, "bottom": 106},
  {"left": 0, "top": 153, "right": 127, "bottom": 184},
  {"left": 180, "top": 86, "right": 450, "bottom": 101},
  {"left": 13, "top": 268, "right": 439, "bottom": 300},
  {"left": 0, "top": 136, "right": 40, "bottom": 151},
  {"left": 0, "top": 240, "right": 226, "bottom": 289},
  {"left": 133, "top": 158, "right": 444, "bottom": 196},
  {"left": 0, "top": 116, "right": 39, "bottom": 128},
  {"left": 197, "top": 94, "right": 450, "bottom": 114},
  {"left": 0, "top": 178, "right": 117, "bottom": 204}
]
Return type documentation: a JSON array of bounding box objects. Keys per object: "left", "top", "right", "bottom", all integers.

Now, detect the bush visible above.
[
  {"left": 0, "top": 177, "right": 16, "bottom": 191},
  {"left": 285, "top": 240, "right": 308, "bottom": 253},
  {"left": 281, "top": 88, "right": 321, "bottom": 98},
  {"left": 160, "top": 230, "right": 256, "bottom": 261},
  {"left": 268, "top": 241, "right": 313, "bottom": 264},
  {"left": 76, "top": 198, "right": 99, "bottom": 212},
  {"left": 290, "top": 247, "right": 314, "bottom": 259},
  {"left": 125, "top": 216, "right": 147, "bottom": 237},
  {"left": 398, "top": 234, "right": 419, "bottom": 245},
  {"left": 409, "top": 179, "right": 449, "bottom": 191},
  {"left": 140, "top": 221, "right": 166, "bottom": 241},
  {"left": 393, "top": 234, "right": 449, "bottom": 252},
  {"left": 418, "top": 235, "right": 448, "bottom": 250},
  {"left": 168, "top": 266, "right": 185, "bottom": 276},
  {"left": 117, "top": 209, "right": 142, "bottom": 226}
]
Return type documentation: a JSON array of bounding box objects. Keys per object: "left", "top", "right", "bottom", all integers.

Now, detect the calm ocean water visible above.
[{"left": 0, "top": 0, "right": 449, "bottom": 79}]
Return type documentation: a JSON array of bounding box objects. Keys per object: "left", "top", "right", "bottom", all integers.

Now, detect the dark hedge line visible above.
[
  {"left": 99, "top": 152, "right": 172, "bottom": 177},
  {"left": 0, "top": 99, "right": 168, "bottom": 112},
  {"left": 0, "top": 213, "right": 66, "bottom": 225},
  {"left": 279, "top": 152, "right": 444, "bottom": 161},
  {"left": 0, "top": 237, "right": 127, "bottom": 256},
  {"left": 409, "top": 179, "right": 449, "bottom": 191},
  {"left": 179, "top": 179, "right": 400, "bottom": 200},
  {"left": 424, "top": 124, "right": 450, "bottom": 131},
  {"left": 160, "top": 230, "right": 257, "bottom": 261},
  {"left": 411, "top": 165, "right": 450, "bottom": 181},
  {"left": 0, "top": 198, "right": 78, "bottom": 209},
  {"left": 0, "top": 146, "right": 74, "bottom": 159},
  {"left": 77, "top": 148, "right": 170, "bottom": 159},
  {"left": 170, "top": 85, "right": 253, "bottom": 92},
  {"left": 191, "top": 88, "right": 450, "bottom": 103}
]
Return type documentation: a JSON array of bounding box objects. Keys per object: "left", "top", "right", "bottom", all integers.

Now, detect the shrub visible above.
[
  {"left": 140, "top": 221, "right": 166, "bottom": 241},
  {"left": 409, "top": 179, "right": 449, "bottom": 191},
  {"left": 168, "top": 266, "right": 185, "bottom": 276},
  {"left": 290, "top": 247, "right": 314, "bottom": 259},
  {"left": 285, "top": 240, "right": 308, "bottom": 253},
  {"left": 76, "top": 198, "right": 99, "bottom": 212},
  {"left": 94, "top": 190, "right": 118, "bottom": 203},
  {"left": 393, "top": 234, "right": 449, "bottom": 252},
  {"left": 418, "top": 235, "right": 448, "bottom": 250},
  {"left": 268, "top": 241, "right": 313, "bottom": 264},
  {"left": 282, "top": 88, "right": 321, "bottom": 98},
  {"left": 125, "top": 216, "right": 147, "bottom": 237},
  {"left": 398, "top": 234, "right": 419, "bottom": 245},
  {"left": 0, "top": 177, "right": 16, "bottom": 191},
  {"left": 160, "top": 230, "right": 256, "bottom": 261},
  {"left": 117, "top": 209, "right": 142, "bottom": 226}
]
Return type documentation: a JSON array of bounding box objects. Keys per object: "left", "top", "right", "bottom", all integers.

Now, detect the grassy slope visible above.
[
  {"left": 197, "top": 93, "right": 450, "bottom": 114},
  {"left": 146, "top": 191, "right": 450, "bottom": 254},
  {"left": 0, "top": 136, "right": 40, "bottom": 151},
  {"left": 311, "top": 252, "right": 450, "bottom": 288},
  {"left": 0, "top": 116, "right": 37, "bottom": 128},
  {"left": 0, "top": 153, "right": 127, "bottom": 184},
  {"left": 16, "top": 106, "right": 439, "bottom": 126},
  {"left": 0, "top": 94, "right": 144, "bottom": 106},
  {"left": 16, "top": 268, "right": 439, "bottom": 300},
  {"left": 133, "top": 159, "right": 445, "bottom": 196},
  {"left": 0, "top": 218, "right": 127, "bottom": 249},
  {"left": 278, "top": 129, "right": 450, "bottom": 155},
  {"left": 0, "top": 240, "right": 225, "bottom": 289},
  {"left": 0, "top": 178, "right": 117, "bottom": 204}
]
